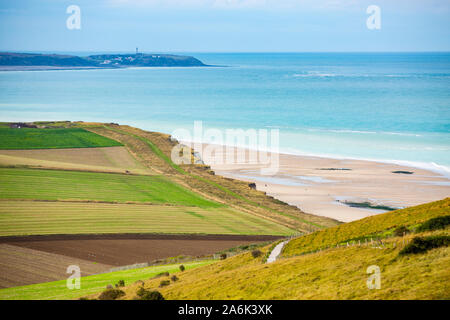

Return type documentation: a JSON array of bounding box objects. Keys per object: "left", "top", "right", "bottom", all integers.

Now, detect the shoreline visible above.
[
  {"left": 0, "top": 65, "right": 216, "bottom": 72},
  {"left": 0, "top": 66, "right": 108, "bottom": 72},
  {"left": 185, "top": 141, "right": 450, "bottom": 222},
  {"left": 278, "top": 150, "right": 450, "bottom": 179},
  {"left": 181, "top": 139, "right": 450, "bottom": 179}
]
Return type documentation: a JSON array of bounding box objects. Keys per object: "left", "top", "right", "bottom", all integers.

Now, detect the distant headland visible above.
[{"left": 0, "top": 52, "right": 208, "bottom": 71}]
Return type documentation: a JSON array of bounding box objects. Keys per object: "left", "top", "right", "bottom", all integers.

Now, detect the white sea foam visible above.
[
  {"left": 265, "top": 126, "right": 422, "bottom": 137},
  {"left": 293, "top": 74, "right": 336, "bottom": 77},
  {"left": 305, "top": 128, "right": 423, "bottom": 137},
  {"left": 181, "top": 135, "right": 450, "bottom": 180},
  {"left": 292, "top": 71, "right": 337, "bottom": 78},
  {"left": 281, "top": 148, "right": 450, "bottom": 179},
  {"left": 290, "top": 72, "right": 450, "bottom": 79}
]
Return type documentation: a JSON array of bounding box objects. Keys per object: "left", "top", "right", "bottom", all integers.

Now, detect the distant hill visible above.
[
  {"left": 0, "top": 52, "right": 97, "bottom": 67},
  {"left": 86, "top": 53, "right": 206, "bottom": 67},
  {"left": 0, "top": 52, "right": 207, "bottom": 69}
]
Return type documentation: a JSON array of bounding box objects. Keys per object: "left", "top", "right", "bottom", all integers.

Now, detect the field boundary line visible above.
[
  {"left": 0, "top": 198, "right": 203, "bottom": 207},
  {"left": 100, "top": 125, "right": 324, "bottom": 231}
]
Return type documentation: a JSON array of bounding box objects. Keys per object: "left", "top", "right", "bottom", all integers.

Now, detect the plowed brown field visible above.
[
  {"left": 1, "top": 234, "right": 281, "bottom": 267},
  {"left": 0, "top": 244, "right": 112, "bottom": 288}
]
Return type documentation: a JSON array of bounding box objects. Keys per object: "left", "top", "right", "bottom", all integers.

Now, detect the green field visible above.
[
  {"left": 0, "top": 167, "right": 220, "bottom": 207},
  {"left": 0, "top": 128, "right": 123, "bottom": 149},
  {"left": 0, "top": 260, "right": 215, "bottom": 300},
  {"left": 0, "top": 167, "right": 295, "bottom": 236},
  {"left": 0, "top": 201, "right": 293, "bottom": 236}
]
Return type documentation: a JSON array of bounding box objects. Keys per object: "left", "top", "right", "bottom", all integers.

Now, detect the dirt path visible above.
[{"left": 266, "top": 241, "right": 288, "bottom": 263}]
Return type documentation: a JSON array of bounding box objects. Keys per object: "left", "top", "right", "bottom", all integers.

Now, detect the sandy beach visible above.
[{"left": 189, "top": 143, "right": 450, "bottom": 222}]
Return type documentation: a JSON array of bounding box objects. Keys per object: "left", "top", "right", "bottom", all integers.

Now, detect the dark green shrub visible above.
[
  {"left": 399, "top": 236, "right": 450, "bottom": 255},
  {"left": 179, "top": 265, "right": 185, "bottom": 272},
  {"left": 136, "top": 287, "right": 165, "bottom": 300},
  {"left": 251, "top": 249, "right": 262, "bottom": 258},
  {"left": 394, "top": 226, "right": 409, "bottom": 237},
  {"left": 171, "top": 275, "right": 179, "bottom": 282},
  {"left": 142, "top": 290, "right": 165, "bottom": 300},
  {"left": 134, "top": 280, "right": 144, "bottom": 286},
  {"left": 98, "top": 289, "right": 125, "bottom": 300},
  {"left": 416, "top": 216, "right": 450, "bottom": 233},
  {"left": 117, "top": 279, "right": 125, "bottom": 287},
  {"left": 136, "top": 286, "right": 146, "bottom": 297},
  {"left": 159, "top": 280, "right": 170, "bottom": 288}
]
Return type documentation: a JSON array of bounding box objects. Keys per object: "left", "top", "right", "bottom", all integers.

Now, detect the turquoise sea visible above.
[{"left": 0, "top": 52, "right": 449, "bottom": 176}]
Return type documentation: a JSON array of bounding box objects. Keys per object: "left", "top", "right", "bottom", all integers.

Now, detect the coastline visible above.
[
  {"left": 0, "top": 52, "right": 209, "bottom": 72},
  {"left": 186, "top": 142, "right": 450, "bottom": 222},
  {"left": 0, "top": 66, "right": 107, "bottom": 72},
  {"left": 0, "top": 65, "right": 216, "bottom": 72},
  {"left": 277, "top": 148, "right": 450, "bottom": 179}
]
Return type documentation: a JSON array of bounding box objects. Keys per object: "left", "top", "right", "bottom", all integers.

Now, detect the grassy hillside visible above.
[
  {"left": 0, "top": 167, "right": 220, "bottom": 207},
  {"left": 283, "top": 198, "right": 450, "bottom": 257},
  {"left": 97, "top": 199, "right": 450, "bottom": 300},
  {"left": 0, "top": 201, "right": 293, "bottom": 236},
  {"left": 0, "top": 128, "right": 122, "bottom": 149},
  {"left": 125, "top": 236, "right": 448, "bottom": 300},
  {"left": 0, "top": 260, "right": 214, "bottom": 300}
]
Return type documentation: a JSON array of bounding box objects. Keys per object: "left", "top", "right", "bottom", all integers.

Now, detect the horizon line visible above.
[{"left": 2, "top": 50, "right": 450, "bottom": 55}]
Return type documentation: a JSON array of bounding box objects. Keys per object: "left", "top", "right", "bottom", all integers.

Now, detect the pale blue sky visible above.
[{"left": 0, "top": 0, "right": 449, "bottom": 52}]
